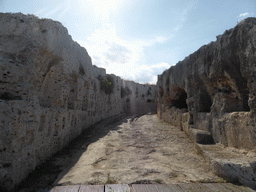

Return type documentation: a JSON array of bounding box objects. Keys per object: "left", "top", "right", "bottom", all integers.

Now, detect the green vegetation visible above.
[
  {"left": 97, "top": 74, "right": 115, "bottom": 94},
  {"left": 217, "top": 178, "right": 227, "bottom": 183},
  {"left": 155, "top": 179, "right": 162, "bottom": 184},
  {"left": 198, "top": 178, "right": 227, "bottom": 183},
  {"left": 198, "top": 179, "right": 208, "bottom": 183},
  {"left": 106, "top": 173, "right": 117, "bottom": 184},
  {"left": 172, "top": 173, "right": 178, "bottom": 177}
]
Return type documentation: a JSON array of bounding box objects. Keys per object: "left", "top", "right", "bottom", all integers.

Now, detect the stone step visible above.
[
  {"left": 196, "top": 143, "right": 256, "bottom": 189},
  {"left": 189, "top": 128, "right": 215, "bottom": 144},
  {"left": 183, "top": 124, "right": 256, "bottom": 188}
]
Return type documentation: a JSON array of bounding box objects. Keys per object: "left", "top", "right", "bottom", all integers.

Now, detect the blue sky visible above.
[{"left": 1, "top": 0, "right": 255, "bottom": 84}]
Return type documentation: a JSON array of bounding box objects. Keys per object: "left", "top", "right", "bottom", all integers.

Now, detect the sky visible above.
[{"left": 0, "top": 0, "right": 255, "bottom": 84}]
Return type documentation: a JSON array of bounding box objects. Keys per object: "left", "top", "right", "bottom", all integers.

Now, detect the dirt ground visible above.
[{"left": 18, "top": 114, "right": 222, "bottom": 191}]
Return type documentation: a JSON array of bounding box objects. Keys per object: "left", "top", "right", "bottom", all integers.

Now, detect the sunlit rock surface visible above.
[
  {"left": 0, "top": 13, "right": 156, "bottom": 191},
  {"left": 157, "top": 17, "right": 256, "bottom": 188},
  {"left": 157, "top": 17, "right": 256, "bottom": 149}
]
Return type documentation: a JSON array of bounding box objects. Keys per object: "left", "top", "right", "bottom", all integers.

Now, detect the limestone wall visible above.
[
  {"left": 0, "top": 13, "right": 156, "bottom": 191},
  {"left": 121, "top": 80, "right": 157, "bottom": 115},
  {"left": 157, "top": 17, "right": 256, "bottom": 150}
]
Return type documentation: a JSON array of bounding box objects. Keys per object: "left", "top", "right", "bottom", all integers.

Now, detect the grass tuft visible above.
[{"left": 105, "top": 173, "right": 117, "bottom": 184}]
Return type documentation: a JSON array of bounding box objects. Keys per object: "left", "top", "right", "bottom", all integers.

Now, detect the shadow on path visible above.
[{"left": 16, "top": 113, "right": 145, "bottom": 192}]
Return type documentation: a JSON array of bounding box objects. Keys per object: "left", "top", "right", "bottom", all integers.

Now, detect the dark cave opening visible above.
[
  {"left": 242, "top": 79, "right": 250, "bottom": 112},
  {"left": 199, "top": 90, "right": 213, "bottom": 112},
  {"left": 172, "top": 89, "right": 188, "bottom": 109},
  {"left": 0, "top": 92, "right": 22, "bottom": 101}
]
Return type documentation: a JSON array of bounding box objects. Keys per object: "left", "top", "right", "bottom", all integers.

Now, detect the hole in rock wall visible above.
[
  {"left": 135, "top": 87, "right": 139, "bottom": 98},
  {"left": 62, "top": 117, "right": 65, "bottom": 130},
  {"left": 0, "top": 92, "right": 22, "bottom": 100},
  {"left": 3, "top": 163, "right": 11, "bottom": 168},
  {"left": 121, "top": 86, "right": 132, "bottom": 98},
  {"left": 243, "top": 93, "right": 250, "bottom": 112},
  {"left": 147, "top": 99, "right": 152, "bottom": 103},
  {"left": 68, "top": 76, "right": 78, "bottom": 110},
  {"left": 146, "top": 89, "right": 151, "bottom": 96},
  {"left": 214, "top": 64, "right": 251, "bottom": 112},
  {"left": 241, "top": 79, "right": 250, "bottom": 112},
  {"left": 79, "top": 63, "right": 85, "bottom": 76},
  {"left": 199, "top": 90, "right": 212, "bottom": 112},
  {"left": 39, "top": 115, "right": 46, "bottom": 132},
  {"left": 172, "top": 89, "right": 188, "bottom": 109},
  {"left": 159, "top": 86, "right": 164, "bottom": 97},
  {"left": 189, "top": 114, "right": 194, "bottom": 125},
  {"left": 68, "top": 90, "right": 75, "bottom": 109},
  {"left": 214, "top": 75, "right": 250, "bottom": 112}
]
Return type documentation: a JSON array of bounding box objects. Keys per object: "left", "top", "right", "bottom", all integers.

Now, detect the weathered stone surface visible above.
[
  {"left": 52, "top": 114, "right": 220, "bottom": 188},
  {"left": 0, "top": 13, "right": 156, "bottom": 191},
  {"left": 157, "top": 105, "right": 186, "bottom": 129},
  {"left": 157, "top": 17, "right": 256, "bottom": 188},
  {"left": 157, "top": 17, "right": 256, "bottom": 150},
  {"left": 197, "top": 143, "right": 256, "bottom": 189},
  {"left": 121, "top": 80, "right": 157, "bottom": 115}
]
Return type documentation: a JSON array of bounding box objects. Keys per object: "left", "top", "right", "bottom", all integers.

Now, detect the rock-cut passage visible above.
[{"left": 17, "top": 114, "right": 222, "bottom": 191}]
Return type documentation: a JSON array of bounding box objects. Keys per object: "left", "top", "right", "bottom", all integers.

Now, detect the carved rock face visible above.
[
  {"left": 157, "top": 17, "right": 256, "bottom": 149},
  {"left": 0, "top": 13, "right": 157, "bottom": 191}
]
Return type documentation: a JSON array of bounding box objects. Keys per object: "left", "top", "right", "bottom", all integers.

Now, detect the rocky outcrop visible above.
[
  {"left": 157, "top": 17, "right": 256, "bottom": 187},
  {"left": 158, "top": 17, "right": 256, "bottom": 149},
  {"left": 0, "top": 13, "right": 156, "bottom": 191}
]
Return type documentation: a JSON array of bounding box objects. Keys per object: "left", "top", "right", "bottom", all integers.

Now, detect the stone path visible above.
[
  {"left": 17, "top": 114, "right": 254, "bottom": 191},
  {"left": 54, "top": 114, "right": 220, "bottom": 186}
]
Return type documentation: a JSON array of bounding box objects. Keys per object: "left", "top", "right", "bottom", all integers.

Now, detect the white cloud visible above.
[
  {"left": 78, "top": 25, "right": 170, "bottom": 84},
  {"left": 134, "top": 62, "right": 171, "bottom": 84},
  {"left": 239, "top": 12, "right": 249, "bottom": 18},
  {"left": 34, "top": 1, "right": 71, "bottom": 20},
  {"left": 237, "top": 12, "right": 253, "bottom": 22}
]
